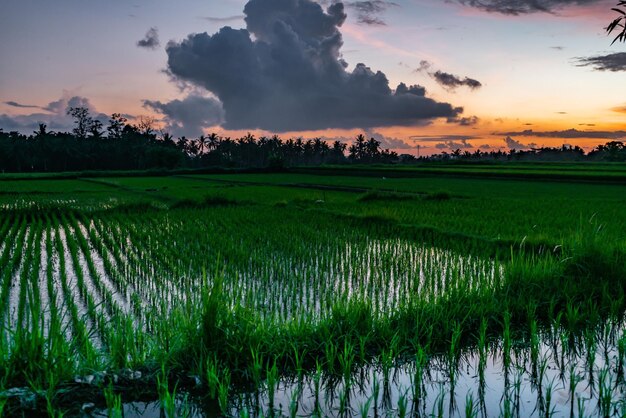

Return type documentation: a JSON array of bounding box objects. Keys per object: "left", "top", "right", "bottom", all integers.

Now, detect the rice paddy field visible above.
[{"left": 1, "top": 164, "right": 626, "bottom": 417}]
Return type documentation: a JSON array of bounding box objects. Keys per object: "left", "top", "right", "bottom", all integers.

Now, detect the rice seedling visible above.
[
  {"left": 104, "top": 384, "right": 122, "bottom": 418},
  {"left": 157, "top": 365, "right": 178, "bottom": 418}
]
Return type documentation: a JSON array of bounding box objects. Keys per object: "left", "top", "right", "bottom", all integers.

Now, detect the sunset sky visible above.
[{"left": 1, "top": 0, "right": 625, "bottom": 155}]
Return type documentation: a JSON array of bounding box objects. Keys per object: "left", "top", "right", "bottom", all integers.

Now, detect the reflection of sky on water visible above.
[{"left": 97, "top": 322, "right": 625, "bottom": 417}]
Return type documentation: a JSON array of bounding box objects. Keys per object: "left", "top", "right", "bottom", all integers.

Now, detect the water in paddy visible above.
[
  {"left": 5, "top": 222, "right": 619, "bottom": 417},
  {"left": 3, "top": 232, "right": 503, "bottom": 345},
  {"left": 92, "top": 321, "right": 626, "bottom": 418}
]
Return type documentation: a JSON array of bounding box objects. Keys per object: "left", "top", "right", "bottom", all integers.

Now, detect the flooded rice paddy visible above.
[{"left": 0, "top": 206, "right": 623, "bottom": 417}]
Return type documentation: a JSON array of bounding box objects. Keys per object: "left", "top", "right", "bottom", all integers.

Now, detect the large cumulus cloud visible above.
[{"left": 164, "top": 0, "right": 462, "bottom": 132}]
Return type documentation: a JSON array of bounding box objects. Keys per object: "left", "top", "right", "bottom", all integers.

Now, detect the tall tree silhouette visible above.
[
  {"left": 107, "top": 113, "right": 127, "bottom": 139},
  {"left": 67, "top": 106, "right": 93, "bottom": 139}
]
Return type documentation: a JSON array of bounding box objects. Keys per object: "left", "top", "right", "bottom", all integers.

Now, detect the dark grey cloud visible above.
[
  {"left": 497, "top": 128, "right": 626, "bottom": 139},
  {"left": 345, "top": 1, "right": 398, "bottom": 25},
  {"left": 479, "top": 144, "right": 491, "bottom": 149},
  {"left": 435, "top": 139, "right": 473, "bottom": 150},
  {"left": 0, "top": 94, "right": 110, "bottom": 133},
  {"left": 415, "top": 60, "right": 432, "bottom": 73},
  {"left": 137, "top": 27, "right": 160, "bottom": 50},
  {"left": 410, "top": 134, "right": 480, "bottom": 142},
  {"left": 452, "top": 0, "right": 600, "bottom": 15},
  {"left": 433, "top": 70, "right": 482, "bottom": 90},
  {"left": 201, "top": 15, "right": 246, "bottom": 23},
  {"left": 143, "top": 94, "right": 225, "bottom": 138},
  {"left": 4, "top": 101, "right": 41, "bottom": 109},
  {"left": 575, "top": 52, "right": 626, "bottom": 72},
  {"left": 504, "top": 136, "right": 537, "bottom": 150},
  {"left": 416, "top": 60, "right": 482, "bottom": 91},
  {"left": 447, "top": 115, "right": 479, "bottom": 126},
  {"left": 164, "top": 0, "right": 462, "bottom": 132}
]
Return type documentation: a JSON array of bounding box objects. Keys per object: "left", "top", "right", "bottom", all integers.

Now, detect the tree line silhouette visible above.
[
  {"left": 427, "top": 142, "right": 626, "bottom": 163},
  {"left": 0, "top": 106, "right": 624, "bottom": 173},
  {"left": 0, "top": 107, "right": 398, "bottom": 173}
]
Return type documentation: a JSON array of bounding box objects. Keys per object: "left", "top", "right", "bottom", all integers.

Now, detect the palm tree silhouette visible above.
[
  {"left": 206, "top": 133, "right": 220, "bottom": 151},
  {"left": 197, "top": 135, "right": 208, "bottom": 154},
  {"left": 607, "top": 1, "right": 626, "bottom": 44}
]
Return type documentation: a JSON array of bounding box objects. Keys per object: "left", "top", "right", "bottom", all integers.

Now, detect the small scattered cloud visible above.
[
  {"left": 143, "top": 93, "right": 225, "bottom": 138},
  {"left": 410, "top": 134, "right": 479, "bottom": 142},
  {"left": 345, "top": 1, "right": 398, "bottom": 25},
  {"left": 137, "top": 27, "right": 160, "bottom": 50},
  {"left": 452, "top": 0, "right": 602, "bottom": 15},
  {"left": 200, "top": 15, "right": 245, "bottom": 23},
  {"left": 3, "top": 101, "right": 42, "bottom": 109},
  {"left": 479, "top": 144, "right": 492, "bottom": 149},
  {"left": 433, "top": 71, "right": 482, "bottom": 90},
  {"left": 497, "top": 128, "right": 626, "bottom": 139},
  {"left": 550, "top": 46, "right": 565, "bottom": 50},
  {"left": 43, "top": 95, "right": 93, "bottom": 114},
  {"left": 416, "top": 60, "right": 482, "bottom": 91},
  {"left": 415, "top": 60, "right": 432, "bottom": 73},
  {"left": 0, "top": 92, "right": 110, "bottom": 133},
  {"left": 574, "top": 52, "right": 626, "bottom": 72},
  {"left": 363, "top": 128, "right": 413, "bottom": 149},
  {"left": 447, "top": 115, "right": 479, "bottom": 126},
  {"left": 435, "top": 139, "right": 473, "bottom": 150},
  {"left": 504, "top": 136, "right": 537, "bottom": 150},
  {"left": 611, "top": 105, "right": 626, "bottom": 114}
]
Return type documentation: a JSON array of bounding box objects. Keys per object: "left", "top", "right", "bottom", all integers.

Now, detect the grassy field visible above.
[{"left": 0, "top": 164, "right": 625, "bottom": 417}]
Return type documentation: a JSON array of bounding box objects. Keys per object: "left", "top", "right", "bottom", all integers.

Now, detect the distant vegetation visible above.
[
  {"left": 423, "top": 142, "right": 626, "bottom": 163},
  {"left": 0, "top": 107, "right": 394, "bottom": 173},
  {"left": 1, "top": 106, "right": 625, "bottom": 173}
]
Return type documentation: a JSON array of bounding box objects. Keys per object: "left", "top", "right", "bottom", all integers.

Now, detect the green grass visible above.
[
  {"left": 186, "top": 172, "right": 626, "bottom": 245},
  {"left": 294, "top": 163, "right": 626, "bottom": 183}
]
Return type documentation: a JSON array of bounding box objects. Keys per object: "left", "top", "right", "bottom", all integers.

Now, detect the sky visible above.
[{"left": 0, "top": 0, "right": 625, "bottom": 155}]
